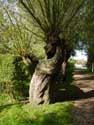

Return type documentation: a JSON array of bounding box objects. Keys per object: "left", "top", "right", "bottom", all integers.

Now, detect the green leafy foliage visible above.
[
  {"left": 0, "top": 54, "right": 30, "bottom": 100},
  {"left": 65, "top": 60, "right": 75, "bottom": 84},
  {"left": 0, "top": 54, "right": 14, "bottom": 83},
  {"left": 0, "top": 94, "right": 13, "bottom": 106}
]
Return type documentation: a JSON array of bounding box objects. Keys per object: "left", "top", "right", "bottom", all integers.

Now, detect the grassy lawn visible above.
[{"left": 0, "top": 95, "right": 73, "bottom": 125}]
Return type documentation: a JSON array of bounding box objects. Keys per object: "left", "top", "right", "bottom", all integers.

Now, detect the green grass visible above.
[
  {"left": 0, "top": 95, "right": 73, "bottom": 125},
  {"left": 0, "top": 94, "right": 13, "bottom": 106},
  {"left": 74, "top": 66, "right": 92, "bottom": 73}
]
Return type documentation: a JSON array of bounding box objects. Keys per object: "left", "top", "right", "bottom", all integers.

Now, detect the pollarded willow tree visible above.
[
  {"left": 18, "top": 0, "right": 87, "bottom": 104},
  {"left": 80, "top": 0, "right": 94, "bottom": 72}
]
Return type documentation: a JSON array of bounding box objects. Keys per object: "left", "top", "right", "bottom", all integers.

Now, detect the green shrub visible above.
[
  {"left": 65, "top": 61, "right": 75, "bottom": 84},
  {"left": 0, "top": 54, "right": 30, "bottom": 100},
  {"left": 0, "top": 54, "right": 14, "bottom": 94}
]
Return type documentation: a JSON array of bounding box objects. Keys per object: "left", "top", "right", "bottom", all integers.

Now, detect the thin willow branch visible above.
[{"left": 20, "top": 0, "right": 46, "bottom": 32}]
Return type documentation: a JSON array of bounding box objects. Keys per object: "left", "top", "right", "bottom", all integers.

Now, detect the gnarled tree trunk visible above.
[{"left": 29, "top": 46, "right": 63, "bottom": 105}]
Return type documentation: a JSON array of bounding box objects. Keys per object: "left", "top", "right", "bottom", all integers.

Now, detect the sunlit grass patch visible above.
[{"left": 0, "top": 100, "right": 73, "bottom": 125}]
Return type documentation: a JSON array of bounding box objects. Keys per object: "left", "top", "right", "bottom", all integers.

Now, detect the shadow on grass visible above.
[
  {"left": 51, "top": 85, "right": 94, "bottom": 103},
  {"left": 0, "top": 102, "right": 73, "bottom": 125},
  {"left": 21, "top": 109, "right": 73, "bottom": 125},
  {"left": 22, "top": 114, "right": 58, "bottom": 125},
  {"left": 0, "top": 103, "right": 22, "bottom": 112},
  {"left": 0, "top": 104, "right": 14, "bottom": 112}
]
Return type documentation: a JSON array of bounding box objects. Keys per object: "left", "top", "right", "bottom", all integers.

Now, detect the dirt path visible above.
[{"left": 72, "top": 71, "right": 94, "bottom": 125}]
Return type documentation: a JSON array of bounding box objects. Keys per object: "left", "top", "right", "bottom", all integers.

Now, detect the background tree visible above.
[{"left": 80, "top": 0, "right": 94, "bottom": 72}]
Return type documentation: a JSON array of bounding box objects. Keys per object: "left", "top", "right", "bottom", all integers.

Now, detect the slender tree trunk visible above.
[
  {"left": 62, "top": 49, "right": 71, "bottom": 81},
  {"left": 29, "top": 46, "right": 63, "bottom": 105},
  {"left": 92, "top": 63, "right": 94, "bottom": 73},
  {"left": 62, "top": 61, "right": 67, "bottom": 78}
]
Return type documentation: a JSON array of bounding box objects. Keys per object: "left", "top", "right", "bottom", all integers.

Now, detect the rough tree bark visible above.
[{"left": 29, "top": 46, "right": 63, "bottom": 105}]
